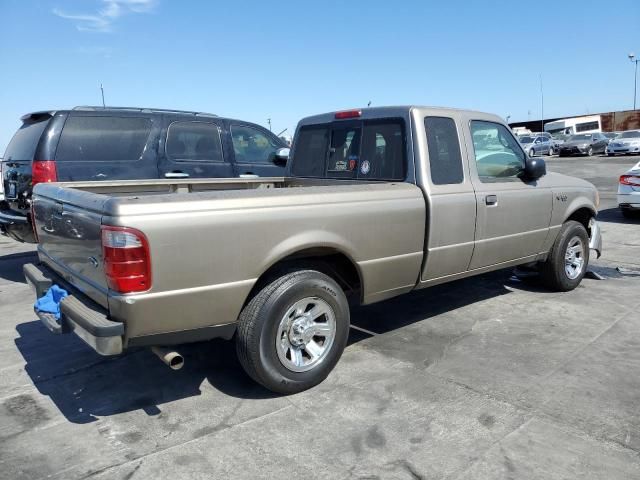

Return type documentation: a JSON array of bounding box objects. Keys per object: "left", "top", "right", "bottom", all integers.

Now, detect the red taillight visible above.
[
  {"left": 620, "top": 175, "right": 640, "bottom": 187},
  {"left": 335, "top": 109, "right": 362, "bottom": 119},
  {"left": 31, "top": 160, "right": 57, "bottom": 186},
  {"left": 101, "top": 226, "right": 151, "bottom": 294}
]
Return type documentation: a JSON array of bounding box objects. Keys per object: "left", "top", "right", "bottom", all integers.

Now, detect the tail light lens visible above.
[
  {"left": 31, "top": 160, "right": 58, "bottom": 186},
  {"left": 101, "top": 226, "right": 151, "bottom": 293},
  {"left": 620, "top": 175, "right": 640, "bottom": 187}
]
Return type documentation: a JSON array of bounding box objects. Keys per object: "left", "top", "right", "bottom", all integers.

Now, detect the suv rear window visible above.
[
  {"left": 4, "top": 117, "right": 50, "bottom": 161},
  {"left": 55, "top": 116, "right": 152, "bottom": 162},
  {"left": 293, "top": 119, "right": 406, "bottom": 180}
]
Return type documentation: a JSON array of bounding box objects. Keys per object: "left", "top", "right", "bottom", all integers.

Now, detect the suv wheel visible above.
[
  {"left": 236, "top": 270, "right": 350, "bottom": 394},
  {"left": 540, "top": 220, "right": 589, "bottom": 291}
]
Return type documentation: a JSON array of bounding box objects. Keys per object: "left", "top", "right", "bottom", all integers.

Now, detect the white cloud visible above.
[{"left": 53, "top": 0, "right": 157, "bottom": 33}]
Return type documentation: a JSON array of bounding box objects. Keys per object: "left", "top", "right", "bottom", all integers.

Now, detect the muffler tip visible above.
[{"left": 151, "top": 346, "right": 184, "bottom": 370}]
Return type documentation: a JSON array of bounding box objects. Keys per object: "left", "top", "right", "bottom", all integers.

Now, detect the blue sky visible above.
[{"left": 1, "top": 0, "right": 639, "bottom": 152}]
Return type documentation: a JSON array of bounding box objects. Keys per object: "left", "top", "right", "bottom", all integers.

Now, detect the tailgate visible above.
[{"left": 33, "top": 187, "right": 109, "bottom": 308}]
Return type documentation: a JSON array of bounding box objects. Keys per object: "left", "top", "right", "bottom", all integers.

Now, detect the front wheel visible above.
[
  {"left": 587, "top": 146, "right": 593, "bottom": 156},
  {"left": 529, "top": 148, "right": 535, "bottom": 158},
  {"left": 540, "top": 220, "right": 589, "bottom": 291},
  {"left": 235, "top": 270, "right": 350, "bottom": 394}
]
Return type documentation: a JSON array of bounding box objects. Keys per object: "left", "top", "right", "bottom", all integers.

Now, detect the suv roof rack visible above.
[{"left": 72, "top": 106, "right": 218, "bottom": 118}]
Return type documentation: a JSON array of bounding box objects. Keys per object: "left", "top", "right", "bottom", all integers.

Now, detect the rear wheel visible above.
[
  {"left": 236, "top": 270, "right": 350, "bottom": 394},
  {"left": 540, "top": 221, "right": 589, "bottom": 291}
]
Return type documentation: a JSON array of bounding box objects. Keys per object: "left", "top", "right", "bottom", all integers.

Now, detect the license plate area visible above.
[{"left": 7, "top": 181, "right": 17, "bottom": 199}]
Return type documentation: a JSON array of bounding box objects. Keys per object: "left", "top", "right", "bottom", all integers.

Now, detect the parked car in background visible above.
[
  {"left": 519, "top": 134, "right": 553, "bottom": 157},
  {"left": 618, "top": 160, "right": 640, "bottom": 218},
  {"left": 0, "top": 107, "right": 289, "bottom": 243},
  {"left": 603, "top": 132, "right": 620, "bottom": 141},
  {"left": 558, "top": 133, "right": 608, "bottom": 157},
  {"left": 24, "top": 106, "right": 602, "bottom": 393},
  {"left": 606, "top": 130, "right": 640, "bottom": 156}
]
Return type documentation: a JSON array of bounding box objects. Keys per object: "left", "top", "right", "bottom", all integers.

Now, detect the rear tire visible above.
[
  {"left": 540, "top": 221, "right": 589, "bottom": 292},
  {"left": 236, "top": 270, "right": 350, "bottom": 394}
]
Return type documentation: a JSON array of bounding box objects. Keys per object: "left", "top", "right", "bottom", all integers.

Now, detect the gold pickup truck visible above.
[{"left": 24, "top": 106, "right": 602, "bottom": 393}]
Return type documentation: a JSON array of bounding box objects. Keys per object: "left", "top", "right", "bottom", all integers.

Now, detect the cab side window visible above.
[
  {"left": 424, "top": 116, "right": 464, "bottom": 185},
  {"left": 470, "top": 121, "right": 525, "bottom": 181},
  {"left": 231, "top": 125, "right": 280, "bottom": 164}
]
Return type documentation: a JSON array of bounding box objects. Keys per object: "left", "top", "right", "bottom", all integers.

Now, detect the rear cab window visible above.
[
  {"left": 56, "top": 116, "right": 152, "bottom": 162},
  {"left": 292, "top": 118, "right": 406, "bottom": 181}
]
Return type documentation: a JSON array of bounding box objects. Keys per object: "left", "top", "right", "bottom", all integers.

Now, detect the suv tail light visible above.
[
  {"left": 101, "top": 226, "right": 151, "bottom": 294},
  {"left": 620, "top": 175, "right": 640, "bottom": 187},
  {"left": 31, "top": 160, "right": 58, "bottom": 186}
]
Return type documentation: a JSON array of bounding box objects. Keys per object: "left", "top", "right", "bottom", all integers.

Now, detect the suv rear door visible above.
[
  {"left": 158, "top": 116, "right": 234, "bottom": 179},
  {"left": 54, "top": 113, "right": 159, "bottom": 181},
  {"left": 2, "top": 113, "right": 54, "bottom": 203}
]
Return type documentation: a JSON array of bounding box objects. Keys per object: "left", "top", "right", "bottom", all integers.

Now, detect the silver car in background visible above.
[
  {"left": 607, "top": 130, "right": 640, "bottom": 156},
  {"left": 519, "top": 135, "right": 554, "bottom": 157}
]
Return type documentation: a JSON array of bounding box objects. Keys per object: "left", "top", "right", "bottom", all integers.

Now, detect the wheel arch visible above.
[{"left": 243, "top": 244, "right": 364, "bottom": 310}]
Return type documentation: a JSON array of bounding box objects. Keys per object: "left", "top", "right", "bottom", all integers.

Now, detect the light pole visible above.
[{"left": 630, "top": 53, "right": 639, "bottom": 110}]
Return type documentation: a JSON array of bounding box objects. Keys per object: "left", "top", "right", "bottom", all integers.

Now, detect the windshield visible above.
[
  {"left": 568, "top": 134, "right": 592, "bottom": 141},
  {"left": 619, "top": 131, "right": 640, "bottom": 138},
  {"left": 518, "top": 136, "right": 534, "bottom": 144}
]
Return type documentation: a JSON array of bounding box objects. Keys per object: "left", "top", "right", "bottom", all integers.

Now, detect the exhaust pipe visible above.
[{"left": 151, "top": 346, "right": 184, "bottom": 370}]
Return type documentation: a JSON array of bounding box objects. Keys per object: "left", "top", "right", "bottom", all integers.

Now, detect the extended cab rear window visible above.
[
  {"left": 4, "top": 117, "right": 50, "bottom": 161},
  {"left": 55, "top": 116, "right": 152, "bottom": 162},
  {"left": 292, "top": 119, "right": 406, "bottom": 181}
]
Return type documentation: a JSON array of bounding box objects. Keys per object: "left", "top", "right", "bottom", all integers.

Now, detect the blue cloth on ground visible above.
[{"left": 34, "top": 285, "right": 69, "bottom": 321}]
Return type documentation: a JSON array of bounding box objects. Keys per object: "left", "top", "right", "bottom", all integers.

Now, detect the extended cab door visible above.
[
  {"left": 419, "top": 115, "right": 477, "bottom": 281},
  {"left": 158, "top": 116, "right": 235, "bottom": 179},
  {"left": 465, "top": 119, "right": 552, "bottom": 269},
  {"left": 228, "top": 122, "right": 287, "bottom": 177}
]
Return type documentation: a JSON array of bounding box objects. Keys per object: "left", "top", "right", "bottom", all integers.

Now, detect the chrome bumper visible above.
[{"left": 589, "top": 219, "right": 602, "bottom": 258}]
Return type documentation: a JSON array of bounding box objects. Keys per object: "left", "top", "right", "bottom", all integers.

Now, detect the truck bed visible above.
[{"left": 32, "top": 177, "right": 426, "bottom": 344}]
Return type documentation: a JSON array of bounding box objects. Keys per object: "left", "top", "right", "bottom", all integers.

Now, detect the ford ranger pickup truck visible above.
[{"left": 24, "top": 106, "right": 602, "bottom": 394}]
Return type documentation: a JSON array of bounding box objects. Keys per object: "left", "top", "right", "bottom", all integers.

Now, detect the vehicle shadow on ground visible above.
[
  {"left": 0, "top": 251, "right": 38, "bottom": 283},
  {"left": 9, "top": 244, "right": 537, "bottom": 422},
  {"left": 598, "top": 207, "right": 640, "bottom": 225}
]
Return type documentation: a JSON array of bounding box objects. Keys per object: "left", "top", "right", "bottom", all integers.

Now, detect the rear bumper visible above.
[{"left": 23, "top": 263, "right": 124, "bottom": 355}]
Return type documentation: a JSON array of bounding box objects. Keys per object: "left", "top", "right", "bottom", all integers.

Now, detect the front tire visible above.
[
  {"left": 529, "top": 148, "right": 535, "bottom": 158},
  {"left": 587, "top": 146, "right": 593, "bottom": 156},
  {"left": 236, "top": 270, "right": 350, "bottom": 394},
  {"left": 540, "top": 221, "right": 589, "bottom": 291}
]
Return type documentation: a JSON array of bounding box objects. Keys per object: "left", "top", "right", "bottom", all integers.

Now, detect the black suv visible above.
[{"left": 0, "top": 106, "right": 289, "bottom": 242}]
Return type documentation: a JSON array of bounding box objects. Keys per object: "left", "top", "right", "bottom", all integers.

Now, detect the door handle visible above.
[
  {"left": 164, "top": 172, "right": 190, "bottom": 178},
  {"left": 485, "top": 194, "right": 498, "bottom": 206},
  {"left": 239, "top": 174, "right": 259, "bottom": 178}
]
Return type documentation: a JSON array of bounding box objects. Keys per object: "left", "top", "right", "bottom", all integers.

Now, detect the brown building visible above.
[{"left": 509, "top": 109, "right": 640, "bottom": 134}]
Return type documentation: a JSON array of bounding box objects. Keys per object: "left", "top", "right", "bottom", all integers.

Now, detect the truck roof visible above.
[{"left": 297, "top": 106, "right": 505, "bottom": 127}]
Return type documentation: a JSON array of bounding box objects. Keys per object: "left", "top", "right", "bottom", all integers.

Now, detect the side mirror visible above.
[
  {"left": 523, "top": 156, "right": 546, "bottom": 180},
  {"left": 273, "top": 147, "right": 290, "bottom": 166}
]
